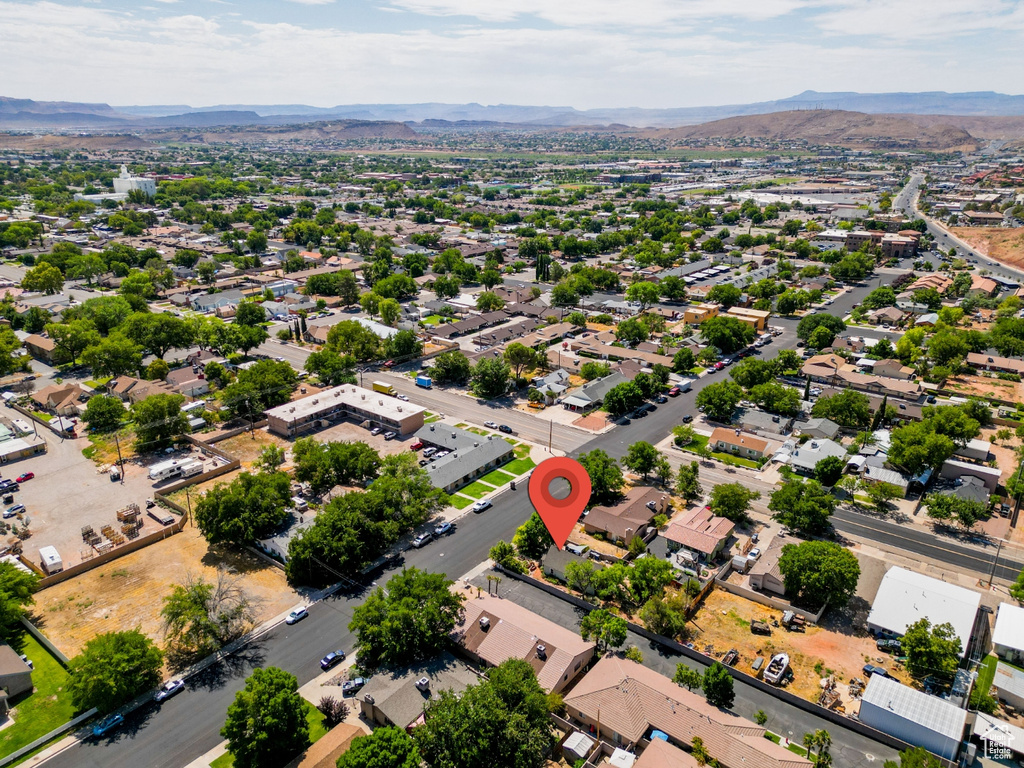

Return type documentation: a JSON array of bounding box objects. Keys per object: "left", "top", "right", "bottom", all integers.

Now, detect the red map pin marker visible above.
[{"left": 529, "top": 457, "right": 592, "bottom": 550}]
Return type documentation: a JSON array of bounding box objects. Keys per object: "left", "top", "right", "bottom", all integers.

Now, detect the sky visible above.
[{"left": 2, "top": 0, "right": 1024, "bottom": 110}]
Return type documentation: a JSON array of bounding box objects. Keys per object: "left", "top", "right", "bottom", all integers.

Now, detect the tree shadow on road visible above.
[{"left": 185, "top": 642, "right": 268, "bottom": 694}]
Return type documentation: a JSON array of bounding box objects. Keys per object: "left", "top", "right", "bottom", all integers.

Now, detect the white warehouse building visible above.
[{"left": 859, "top": 674, "right": 968, "bottom": 761}]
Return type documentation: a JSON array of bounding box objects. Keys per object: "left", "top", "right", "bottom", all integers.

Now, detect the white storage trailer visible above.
[{"left": 39, "top": 546, "right": 63, "bottom": 575}]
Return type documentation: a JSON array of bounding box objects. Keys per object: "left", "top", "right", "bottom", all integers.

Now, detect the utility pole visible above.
[
  {"left": 185, "top": 485, "right": 193, "bottom": 527},
  {"left": 987, "top": 536, "right": 1004, "bottom": 588},
  {"left": 114, "top": 433, "right": 124, "bottom": 484},
  {"left": 246, "top": 398, "right": 256, "bottom": 440},
  {"left": 1010, "top": 451, "right": 1024, "bottom": 530},
  {"left": 548, "top": 420, "right": 553, "bottom": 453}
]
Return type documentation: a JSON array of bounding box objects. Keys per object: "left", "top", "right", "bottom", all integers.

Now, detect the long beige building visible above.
[{"left": 265, "top": 385, "right": 425, "bottom": 437}]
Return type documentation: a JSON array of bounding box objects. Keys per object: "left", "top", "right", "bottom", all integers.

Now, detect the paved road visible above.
[
  {"left": 43, "top": 484, "right": 539, "bottom": 768},
  {"left": 896, "top": 174, "right": 1022, "bottom": 284},
  {"left": 479, "top": 571, "right": 900, "bottom": 768}
]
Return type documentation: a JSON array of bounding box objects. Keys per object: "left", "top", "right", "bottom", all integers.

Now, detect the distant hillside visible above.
[
  {"left": 0, "top": 132, "right": 152, "bottom": 150},
  {"left": 0, "top": 96, "right": 117, "bottom": 116},
  {"left": 650, "top": 110, "right": 979, "bottom": 150},
  {"left": 150, "top": 119, "right": 419, "bottom": 145}
]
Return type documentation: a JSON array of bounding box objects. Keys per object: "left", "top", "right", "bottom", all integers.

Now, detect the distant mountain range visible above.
[{"left": 2, "top": 91, "right": 1024, "bottom": 131}]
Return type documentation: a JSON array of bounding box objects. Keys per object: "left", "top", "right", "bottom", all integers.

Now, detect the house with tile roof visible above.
[
  {"left": 709, "top": 427, "right": 768, "bottom": 460},
  {"left": 563, "top": 656, "right": 810, "bottom": 768},
  {"left": 583, "top": 486, "right": 669, "bottom": 545},
  {"left": 452, "top": 591, "right": 595, "bottom": 693},
  {"left": 662, "top": 505, "right": 735, "bottom": 561}
]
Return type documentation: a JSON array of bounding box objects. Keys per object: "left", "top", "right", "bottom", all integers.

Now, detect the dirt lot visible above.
[
  {"left": 31, "top": 525, "right": 303, "bottom": 660},
  {"left": 945, "top": 374, "right": 1024, "bottom": 404},
  {"left": 689, "top": 588, "right": 910, "bottom": 709},
  {"left": 8, "top": 434, "right": 174, "bottom": 570},
  {"left": 951, "top": 227, "right": 1024, "bottom": 270},
  {"left": 215, "top": 429, "right": 293, "bottom": 468}
]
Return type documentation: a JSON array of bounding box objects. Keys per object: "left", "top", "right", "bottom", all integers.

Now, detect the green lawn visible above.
[
  {"left": 503, "top": 457, "right": 536, "bottom": 476},
  {"left": 466, "top": 427, "right": 489, "bottom": 436},
  {"left": 679, "top": 435, "right": 761, "bottom": 469},
  {"left": 449, "top": 494, "right": 475, "bottom": 510},
  {"left": 513, "top": 445, "right": 531, "bottom": 459},
  {"left": 480, "top": 469, "right": 515, "bottom": 487},
  {"left": 424, "top": 415, "right": 442, "bottom": 424},
  {"left": 459, "top": 481, "right": 496, "bottom": 500},
  {"left": 978, "top": 654, "right": 998, "bottom": 694},
  {"left": 32, "top": 412, "right": 52, "bottom": 423},
  {"left": 209, "top": 701, "right": 326, "bottom": 768},
  {"left": 85, "top": 376, "right": 112, "bottom": 389},
  {"left": 0, "top": 634, "right": 78, "bottom": 759},
  {"left": 455, "top": 423, "right": 469, "bottom": 428}
]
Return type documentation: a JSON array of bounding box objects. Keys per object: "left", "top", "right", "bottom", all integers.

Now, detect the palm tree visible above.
[{"left": 803, "top": 730, "right": 832, "bottom": 767}]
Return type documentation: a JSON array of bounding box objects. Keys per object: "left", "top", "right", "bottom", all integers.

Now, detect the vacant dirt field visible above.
[
  {"left": 31, "top": 526, "right": 302, "bottom": 660},
  {"left": 216, "top": 429, "right": 293, "bottom": 468},
  {"left": 945, "top": 374, "right": 1023, "bottom": 404},
  {"left": 952, "top": 227, "right": 1024, "bottom": 270},
  {"left": 689, "top": 588, "right": 909, "bottom": 709}
]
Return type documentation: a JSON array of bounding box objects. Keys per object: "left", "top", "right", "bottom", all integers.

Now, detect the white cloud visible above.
[
  {"left": 0, "top": 0, "right": 1021, "bottom": 110},
  {"left": 812, "top": 0, "right": 1024, "bottom": 38},
  {"left": 283, "top": 0, "right": 335, "bottom": 4}
]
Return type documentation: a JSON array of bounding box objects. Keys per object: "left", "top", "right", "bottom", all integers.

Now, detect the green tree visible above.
[
  {"left": 379, "top": 297, "right": 401, "bottom": 327},
  {"left": 471, "top": 356, "right": 512, "bottom": 399},
  {"left": 122, "top": 313, "right": 195, "bottom": 359},
  {"left": 625, "top": 281, "right": 661, "bottom": 311},
  {"left": 709, "top": 483, "right": 760, "bottom": 523},
  {"left": 883, "top": 747, "right": 944, "bottom": 768},
  {"left": 327, "top": 320, "right": 382, "bottom": 362},
  {"left": 675, "top": 461, "right": 702, "bottom": 501},
  {"left": 431, "top": 349, "right": 472, "bottom": 384},
  {"left": 504, "top": 342, "right": 539, "bottom": 379},
  {"left": 221, "top": 360, "right": 297, "bottom": 417},
  {"left": 413, "top": 659, "right": 553, "bottom": 768},
  {"left": 338, "top": 727, "right": 420, "bottom": 768},
  {"left": 673, "top": 663, "right": 703, "bottom": 691},
  {"left": 67, "top": 253, "right": 106, "bottom": 285},
  {"left": 82, "top": 394, "right": 126, "bottom": 433},
  {"left": 82, "top": 333, "right": 143, "bottom": 377},
  {"left": 67, "top": 630, "right": 163, "bottom": 713},
  {"left": 222, "top": 667, "right": 310, "bottom": 768},
  {"left": 580, "top": 608, "right": 628, "bottom": 650},
  {"left": 349, "top": 568, "right": 465, "bottom": 670},
  {"left": 673, "top": 347, "right": 696, "bottom": 373},
  {"left": 489, "top": 540, "right": 527, "bottom": 574},
  {"left": 707, "top": 283, "right": 742, "bottom": 308},
  {"left": 578, "top": 449, "right": 624, "bottom": 505},
  {"left": 145, "top": 358, "right": 169, "bottom": 381},
  {"left": 45, "top": 319, "right": 100, "bottom": 365},
  {"left": 1009, "top": 569, "right": 1024, "bottom": 604},
  {"left": 729, "top": 357, "right": 779, "bottom": 388},
  {"left": 513, "top": 513, "right": 553, "bottom": 560},
  {"left": 0, "top": 562, "right": 39, "bottom": 640},
  {"left": 640, "top": 596, "right": 688, "bottom": 640},
  {"left": 812, "top": 390, "right": 872, "bottom": 430},
  {"left": 623, "top": 441, "right": 660, "bottom": 478},
  {"left": 778, "top": 541, "right": 860, "bottom": 609},
  {"left": 631, "top": 556, "right": 675, "bottom": 604},
  {"left": 924, "top": 493, "right": 985, "bottom": 528},
  {"left": 901, "top": 618, "right": 962, "bottom": 680},
  {"left": 579, "top": 361, "right": 612, "bottom": 381},
  {"left": 21, "top": 262, "right": 64, "bottom": 294},
  {"left": 696, "top": 381, "right": 743, "bottom": 422},
  {"left": 866, "top": 481, "right": 902, "bottom": 512},
  {"left": 303, "top": 349, "right": 356, "bottom": 386},
  {"left": 131, "top": 392, "right": 189, "bottom": 450},
  {"left": 615, "top": 317, "right": 649, "bottom": 345},
  {"left": 797, "top": 314, "right": 846, "bottom": 344},
  {"left": 750, "top": 382, "right": 801, "bottom": 416},
  {"left": 603, "top": 381, "right": 644, "bottom": 418},
  {"left": 888, "top": 422, "right": 955, "bottom": 475},
  {"left": 161, "top": 572, "right": 257, "bottom": 659},
  {"left": 702, "top": 662, "right": 734, "bottom": 708},
  {"left": 814, "top": 456, "right": 845, "bottom": 487},
  {"left": 769, "top": 478, "right": 837, "bottom": 536},
  {"left": 476, "top": 291, "right": 505, "bottom": 312},
  {"left": 701, "top": 316, "right": 755, "bottom": 354},
  {"left": 194, "top": 471, "right": 292, "bottom": 546}
]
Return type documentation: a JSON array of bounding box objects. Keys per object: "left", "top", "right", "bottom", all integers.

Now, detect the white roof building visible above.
[
  {"left": 859, "top": 674, "right": 968, "bottom": 761},
  {"left": 993, "top": 603, "right": 1024, "bottom": 663},
  {"left": 866, "top": 567, "right": 980, "bottom": 657}
]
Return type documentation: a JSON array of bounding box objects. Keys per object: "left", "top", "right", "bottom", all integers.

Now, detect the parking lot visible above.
[{"left": 8, "top": 434, "right": 200, "bottom": 570}]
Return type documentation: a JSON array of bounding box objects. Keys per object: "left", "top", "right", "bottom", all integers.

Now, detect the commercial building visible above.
[
  {"left": 452, "top": 591, "right": 595, "bottom": 693},
  {"left": 866, "top": 566, "right": 981, "bottom": 657},
  {"left": 726, "top": 306, "right": 770, "bottom": 331},
  {"left": 0, "top": 438, "right": 47, "bottom": 464},
  {"left": 859, "top": 674, "right": 968, "bottom": 761},
  {"left": 993, "top": 602, "right": 1024, "bottom": 663},
  {"left": 265, "top": 385, "right": 426, "bottom": 437},
  {"left": 563, "top": 656, "right": 809, "bottom": 768},
  {"left": 414, "top": 424, "right": 514, "bottom": 494}
]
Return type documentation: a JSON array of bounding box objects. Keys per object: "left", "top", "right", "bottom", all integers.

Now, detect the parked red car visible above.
[
  {"left": 409, "top": 441, "right": 424, "bottom": 451},
  {"left": 15, "top": 473, "right": 34, "bottom": 483}
]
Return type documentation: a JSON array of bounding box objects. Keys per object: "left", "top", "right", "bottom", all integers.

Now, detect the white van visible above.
[{"left": 291, "top": 496, "right": 308, "bottom": 512}]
